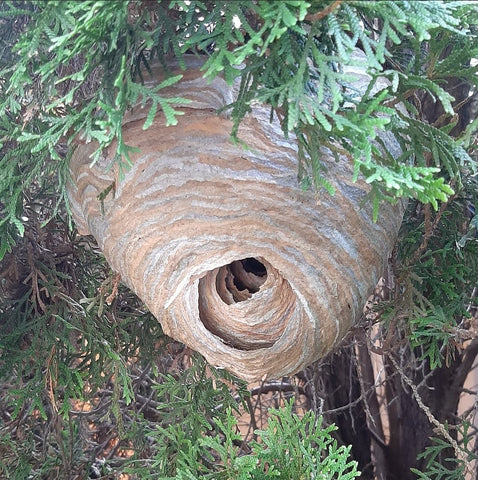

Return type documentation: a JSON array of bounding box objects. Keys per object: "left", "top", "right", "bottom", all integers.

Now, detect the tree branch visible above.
[
  {"left": 388, "top": 354, "right": 474, "bottom": 476},
  {"left": 305, "top": 1, "right": 343, "bottom": 22}
]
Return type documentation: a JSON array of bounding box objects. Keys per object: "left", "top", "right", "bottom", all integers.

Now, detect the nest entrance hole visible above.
[
  {"left": 217, "top": 257, "right": 267, "bottom": 304},
  {"left": 197, "top": 257, "right": 292, "bottom": 351}
]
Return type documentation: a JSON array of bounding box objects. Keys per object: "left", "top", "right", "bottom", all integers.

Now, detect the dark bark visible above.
[
  {"left": 304, "top": 332, "right": 478, "bottom": 479},
  {"left": 306, "top": 345, "right": 374, "bottom": 478},
  {"left": 355, "top": 335, "right": 388, "bottom": 480},
  {"left": 383, "top": 353, "right": 433, "bottom": 479}
]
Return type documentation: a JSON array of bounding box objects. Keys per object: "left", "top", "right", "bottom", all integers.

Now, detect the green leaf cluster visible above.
[
  {"left": 411, "top": 423, "right": 477, "bottom": 480},
  {"left": 1, "top": 1, "right": 477, "bottom": 258},
  {"left": 1, "top": 2, "right": 478, "bottom": 478},
  {"left": 177, "top": 0, "right": 477, "bottom": 211},
  {"left": 0, "top": 0, "right": 190, "bottom": 258},
  {"left": 397, "top": 174, "right": 478, "bottom": 370},
  {"left": 145, "top": 399, "right": 359, "bottom": 479},
  {"left": 145, "top": 358, "right": 248, "bottom": 476}
]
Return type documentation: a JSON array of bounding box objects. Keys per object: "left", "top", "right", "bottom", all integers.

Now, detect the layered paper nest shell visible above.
[{"left": 68, "top": 56, "right": 404, "bottom": 382}]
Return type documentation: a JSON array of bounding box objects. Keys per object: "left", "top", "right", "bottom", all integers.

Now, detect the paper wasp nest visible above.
[{"left": 68, "top": 56, "right": 404, "bottom": 382}]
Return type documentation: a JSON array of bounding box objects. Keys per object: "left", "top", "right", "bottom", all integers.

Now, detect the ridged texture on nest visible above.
[{"left": 68, "top": 56, "right": 404, "bottom": 382}]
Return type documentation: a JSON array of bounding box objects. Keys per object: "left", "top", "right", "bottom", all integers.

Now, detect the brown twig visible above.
[
  {"left": 106, "top": 272, "right": 121, "bottom": 305},
  {"left": 367, "top": 314, "right": 409, "bottom": 356},
  {"left": 305, "top": 1, "right": 343, "bottom": 22},
  {"left": 411, "top": 195, "right": 455, "bottom": 264}
]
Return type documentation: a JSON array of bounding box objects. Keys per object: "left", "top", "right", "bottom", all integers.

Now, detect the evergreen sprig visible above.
[
  {"left": 0, "top": 0, "right": 189, "bottom": 257},
  {"left": 1, "top": 1, "right": 477, "bottom": 259},
  {"left": 167, "top": 400, "right": 360, "bottom": 479},
  {"left": 2, "top": 3, "right": 478, "bottom": 478},
  {"left": 176, "top": 0, "right": 476, "bottom": 213}
]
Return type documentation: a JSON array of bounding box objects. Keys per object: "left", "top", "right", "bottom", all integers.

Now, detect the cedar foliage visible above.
[{"left": 0, "top": 1, "right": 477, "bottom": 479}]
